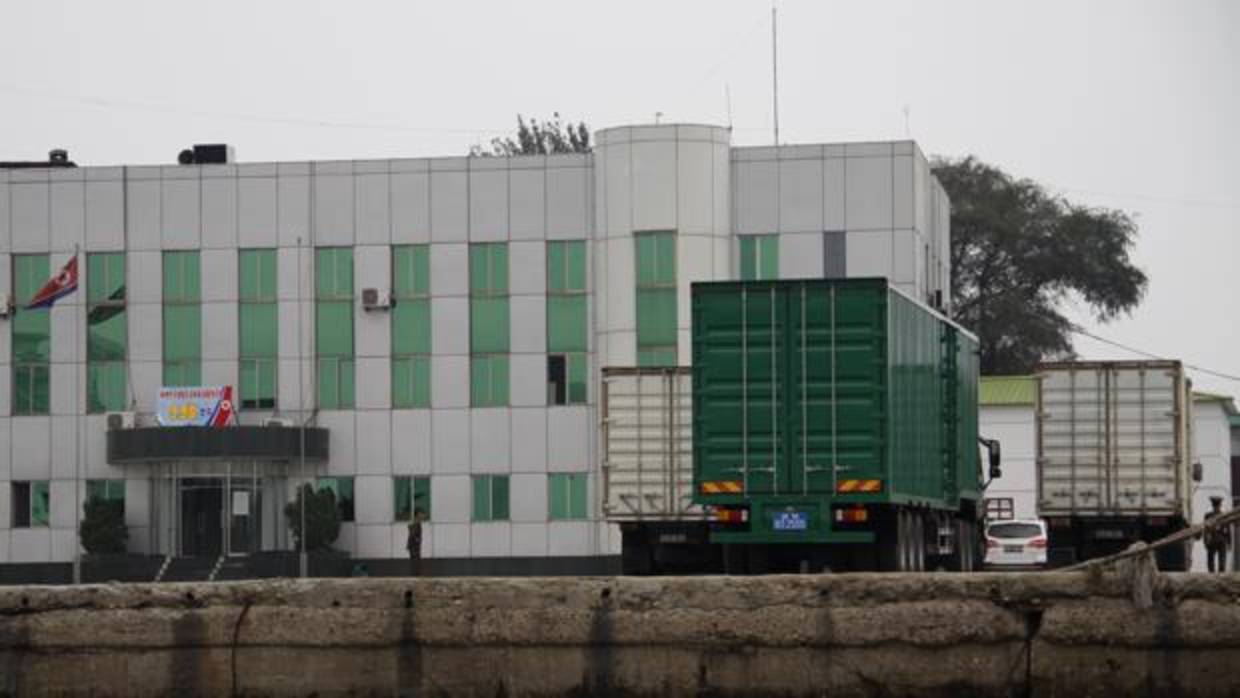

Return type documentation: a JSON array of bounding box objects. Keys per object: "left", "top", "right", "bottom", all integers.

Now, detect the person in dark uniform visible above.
[
  {"left": 407, "top": 508, "right": 427, "bottom": 576},
  {"left": 1204, "top": 496, "right": 1230, "bottom": 574}
]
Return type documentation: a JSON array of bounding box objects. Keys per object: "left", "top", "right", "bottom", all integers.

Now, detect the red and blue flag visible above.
[{"left": 26, "top": 255, "right": 78, "bottom": 310}]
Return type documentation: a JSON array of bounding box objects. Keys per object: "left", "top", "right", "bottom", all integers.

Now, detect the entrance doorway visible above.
[{"left": 178, "top": 477, "right": 263, "bottom": 557}]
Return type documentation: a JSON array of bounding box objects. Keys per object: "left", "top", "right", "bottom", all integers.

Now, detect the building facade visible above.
[{"left": 0, "top": 124, "right": 950, "bottom": 567}]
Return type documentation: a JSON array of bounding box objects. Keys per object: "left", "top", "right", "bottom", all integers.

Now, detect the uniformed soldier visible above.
[
  {"left": 407, "top": 508, "right": 427, "bottom": 576},
  {"left": 1204, "top": 496, "right": 1230, "bottom": 574}
]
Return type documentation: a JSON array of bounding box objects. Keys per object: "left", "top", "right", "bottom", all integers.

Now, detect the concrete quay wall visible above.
[{"left": 2, "top": 572, "right": 1239, "bottom": 697}]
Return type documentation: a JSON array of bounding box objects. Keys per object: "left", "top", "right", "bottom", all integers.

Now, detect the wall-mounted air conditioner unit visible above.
[
  {"left": 264, "top": 418, "right": 294, "bottom": 428},
  {"left": 0, "top": 293, "right": 13, "bottom": 318},
  {"left": 106, "top": 411, "right": 136, "bottom": 430},
  {"left": 361, "top": 288, "right": 391, "bottom": 310}
]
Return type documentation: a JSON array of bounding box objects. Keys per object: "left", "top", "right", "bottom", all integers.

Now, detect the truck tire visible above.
[{"left": 879, "top": 509, "right": 917, "bottom": 572}]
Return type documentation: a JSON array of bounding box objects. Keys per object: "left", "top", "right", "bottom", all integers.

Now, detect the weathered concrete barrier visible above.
[{"left": 2, "top": 571, "right": 1239, "bottom": 697}]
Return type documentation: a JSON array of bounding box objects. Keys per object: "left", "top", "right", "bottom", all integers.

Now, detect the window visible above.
[
  {"left": 162, "top": 251, "right": 201, "bottom": 386},
  {"left": 316, "top": 248, "right": 354, "bottom": 409},
  {"left": 635, "top": 231, "right": 676, "bottom": 367},
  {"left": 12, "top": 254, "right": 51, "bottom": 415},
  {"left": 87, "top": 252, "right": 127, "bottom": 412},
  {"left": 392, "top": 245, "right": 431, "bottom": 408},
  {"left": 12, "top": 481, "right": 50, "bottom": 528},
  {"left": 548, "top": 473, "right": 588, "bottom": 520},
  {"left": 86, "top": 479, "right": 126, "bottom": 515},
  {"left": 470, "top": 243, "right": 509, "bottom": 407},
  {"left": 239, "top": 249, "right": 277, "bottom": 409},
  {"left": 739, "top": 235, "right": 779, "bottom": 281},
  {"left": 472, "top": 475, "right": 510, "bottom": 522},
  {"left": 546, "top": 241, "right": 588, "bottom": 405},
  {"left": 394, "top": 475, "right": 432, "bottom": 521},
  {"left": 316, "top": 476, "right": 355, "bottom": 522}
]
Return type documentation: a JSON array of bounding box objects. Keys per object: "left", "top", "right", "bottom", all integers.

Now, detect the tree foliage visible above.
[
  {"left": 284, "top": 484, "right": 342, "bottom": 552},
  {"left": 80, "top": 497, "right": 128, "bottom": 555},
  {"left": 472, "top": 113, "right": 591, "bottom": 157},
  {"left": 932, "top": 156, "right": 1147, "bottom": 374}
]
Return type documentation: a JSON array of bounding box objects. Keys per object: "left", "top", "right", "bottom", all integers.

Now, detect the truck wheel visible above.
[
  {"left": 877, "top": 510, "right": 905, "bottom": 572},
  {"left": 912, "top": 513, "right": 926, "bottom": 572}
]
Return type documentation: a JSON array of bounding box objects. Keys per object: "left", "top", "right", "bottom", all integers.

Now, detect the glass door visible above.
[{"left": 227, "top": 479, "right": 262, "bottom": 556}]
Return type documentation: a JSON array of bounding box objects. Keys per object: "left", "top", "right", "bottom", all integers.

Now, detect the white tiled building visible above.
[{"left": 0, "top": 124, "right": 951, "bottom": 569}]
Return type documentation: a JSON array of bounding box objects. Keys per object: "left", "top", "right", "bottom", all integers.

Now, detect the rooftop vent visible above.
[
  {"left": 0, "top": 148, "right": 77, "bottom": 169},
  {"left": 177, "top": 143, "right": 234, "bottom": 165}
]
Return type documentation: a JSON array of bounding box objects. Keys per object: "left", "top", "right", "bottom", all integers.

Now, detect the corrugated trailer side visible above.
[{"left": 690, "top": 279, "right": 986, "bottom": 572}]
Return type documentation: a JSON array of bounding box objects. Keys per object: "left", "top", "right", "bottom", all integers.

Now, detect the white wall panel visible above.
[
  {"left": 431, "top": 355, "right": 469, "bottom": 409},
  {"left": 432, "top": 409, "right": 470, "bottom": 474},
  {"left": 201, "top": 302, "right": 238, "bottom": 360},
  {"left": 313, "top": 174, "right": 354, "bottom": 245},
  {"left": 318, "top": 411, "right": 356, "bottom": 475},
  {"left": 631, "top": 142, "right": 676, "bottom": 233},
  {"left": 778, "top": 158, "right": 824, "bottom": 233},
  {"left": 355, "top": 411, "right": 393, "bottom": 475},
  {"left": 11, "top": 416, "right": 51, "bottom": 480},
  {"left": 469, "top": 169, "right": 508, "bottom": 241},
  {"left": 430, "top": 170, "right": 468, "bottom": 242},
  {"left": 355, "top": 357, "right": 390, "bottom": 410},
  {"left": 509, "top": 296, "right": 547, "bottom": 355},
  {"left": 429, "top": 243, "right": 468, "bottom": 297},
  {"left": 547, "top": 167, "right": 589, "bottom": 240},
  {"left": 11, "top": 182, "right": 50, "bottom": 252},
  {"left": 846, "top": 230, "right": 895, "bottom": 278},
  {"left": 126, "top": 179, "right": 161, "bottom": 251},
  {"left": 128, "top": 302, "right": 162, "bottom": 362},
  {"left": 431, "top": 296, "right": 469, "bottom": 356},
  {"left": 675, "top": 140, "right": 715, "bottom": 236},
  {"left": 202, "top": 177, "right": 237, "bottom": 249},
  {"left": 845, "top": 156, "right": 893, "bottom": 231},
  {"left": 277, "top": 175, "right": 310, "bottom": 247},
  {"left": 129, "top": 361, "right": 162, "bottom": 413},
  {"left": 50, "top": 182, "right": 85, "bottom": 251},
  {"left": 354, "top": 174, "right": 390, "bottom": 245},
  {"left": 509, "top": 168, "right": 545, "bottom": 240},
  {"left": 509, "top": 354, "right": 546, "bottom": 408},
  {"left": 602, "top": 143, "right": 632, "bottom": 237},
  {"left": 471, "top": 522, "right": 511, "bottom": 557},
  {"left": 511, "top": 522, "right": 549, "bottom": 556},
  {"left": 470, "top": 409, "right": 510, "bottom": 472},
  {"left": 201, "top": 249, "right": 237, "bottom": 302},
  {"left": 734, "top": 160, "right": 778, "bottom": 235},
  {"left": 49, "top": 417, "right": 75, "bottom": 480},
  {"left": 548, "top": 521, "right": 590, "bottom": 556},
  {"left": 508, "top": 241, "right": 545, "bottom": 296},
  {"left": 391, "top": 172, "right": 431, "bottom": 244},
  {"left": 391, "top": 410, "right": 432, "bottom": 475},
  {"left": 779, "top": 232, "right": 825, "bottom": 279},
  {"left": 510, "top": 408, "right": 547, "bottom": 473},
  {"left": 510, "top": 473, "right": 547, "bottom": 524},
  {"left": 547, "top": 407, "right": 589, "bottom": 470},
  {"left": 893, "top": 155, "right": 914, "bottom": 230},
  {"left": 237, "top": 177, "right": 277, "bottom": 248},
  {"left": 434, "top": 475, "right": 471, "bottom": 524},
  {"left": 161, "top": 179, "right": 200, "bottom": 249}
]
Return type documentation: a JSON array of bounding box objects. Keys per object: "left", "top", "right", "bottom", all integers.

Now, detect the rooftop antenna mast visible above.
[
  {"left": 772, "top": 3, "right": 780, "bottom": 146},
  {"left": 725, "top": 82, "right": 734, "bottom": 131}
]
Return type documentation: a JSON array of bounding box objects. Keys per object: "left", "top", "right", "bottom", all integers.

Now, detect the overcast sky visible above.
[{"left": 3, "top": 0, "right": 1237, "bottom": 395}]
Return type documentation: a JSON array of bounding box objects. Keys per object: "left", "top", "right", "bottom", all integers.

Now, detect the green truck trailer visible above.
[{"left": 615, "top": 278, "right": 1000, "bottom": 574}]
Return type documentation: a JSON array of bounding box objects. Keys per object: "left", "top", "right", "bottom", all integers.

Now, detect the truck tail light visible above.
[
  {"left": 711, "top": 507, "right": 748, "bottom": 524},
  {"left": 1029, "top": 537, "right": 1048, "bottom": 549},
  {"left": 833, "top": 506, "right": 868, "bottom": 523},
  {"left": 986, "top": 537, "right": 1001, "bottom": 549}
]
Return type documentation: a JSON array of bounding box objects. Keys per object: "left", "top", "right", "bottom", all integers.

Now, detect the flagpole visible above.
[{"left": 72, "top": 245, "right": 81, "bottom": 585}]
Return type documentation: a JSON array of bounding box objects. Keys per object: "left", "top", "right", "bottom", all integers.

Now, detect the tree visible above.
[
  {"left": 284, "top": 484, "right": 342, "bottom": 553},
  {"left": 932, "top": 156, "right": 1147, "bottom": 374},
  {"left": 471, "top": 113, "right": 591, "bottom": 157},
  {"left": 80, "top": 497, "right": 128, "bottom": 555}
]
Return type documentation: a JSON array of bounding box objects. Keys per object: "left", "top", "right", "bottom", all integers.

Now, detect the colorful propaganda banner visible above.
[{"left": 156, "top": 386, "right": 236, "bottom": 427}]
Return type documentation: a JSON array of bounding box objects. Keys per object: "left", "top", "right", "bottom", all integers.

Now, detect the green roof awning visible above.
[{"left": 980, "top": 376, "right": 1035, "bottom": 406}]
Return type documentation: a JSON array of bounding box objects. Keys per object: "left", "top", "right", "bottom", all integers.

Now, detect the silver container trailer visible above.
[{"left": 1036, "top": 360, "right": 1198, "bottom": 570}]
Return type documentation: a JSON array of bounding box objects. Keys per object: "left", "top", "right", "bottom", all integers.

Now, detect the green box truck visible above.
[{"left": 685, "top": 278, "right": 999, "bottom": 573}]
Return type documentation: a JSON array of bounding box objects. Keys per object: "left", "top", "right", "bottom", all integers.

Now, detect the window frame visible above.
[
  {"left": 394, "top": 475, "right": 432, "bottom": 521},
  {"left": 315, "top": 248, "right": 355, "bottom": 409},
  {"left": 316, "top": 476, "right": 356, "bottom": 522},
  {"left": 12, "top": 254, "right": 51, "bottom": 415},
  {"left": 239, "top": 249, "right": 278, "bottom": 409},
  {"left": 470, "top": 243, "right": 510, "bottom": 408},
  {"left": 86, "top": 252, "right": 127, "bottom": 413},
  {"left": 634, "top": 231, "right": 677, "bottom": 367},
  {"left": 392, "top": 245, "right": 432, "bottom": 408},
  {"left": 548, "top": 472, "right": 588, "bottom": 521},
  {"left": 11, "top": 480, "right": 50, "bottom": 528},
  {"left": 471, "top": 474, "right": 510, "bottom": 522}
]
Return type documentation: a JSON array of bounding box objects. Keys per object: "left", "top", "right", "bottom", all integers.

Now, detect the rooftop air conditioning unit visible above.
[
  {"left": 361, "top": 288, "right": 391, "bottom": 311},
  {"left": 106, "top": 411, "right": 136, "bottom": 430},
  {"left": 264, "top": 418, "right": 294, "bottom": 428},
  {"left": 0, "top": 292, "right": 12, "bottom": 318}
]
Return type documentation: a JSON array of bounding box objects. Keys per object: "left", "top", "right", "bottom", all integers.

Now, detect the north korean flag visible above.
[{"left": 26, "top": 255, "right": 78, "bottom": 310}]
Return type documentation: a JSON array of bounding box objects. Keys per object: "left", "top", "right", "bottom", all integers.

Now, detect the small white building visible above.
[{"left": 980, "top": 376, "right": 1238, "bottom": 571}]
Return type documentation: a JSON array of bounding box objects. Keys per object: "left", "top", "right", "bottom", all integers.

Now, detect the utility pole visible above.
[{"left": 772, "top": 4, "right": 780, "bottom": 146}]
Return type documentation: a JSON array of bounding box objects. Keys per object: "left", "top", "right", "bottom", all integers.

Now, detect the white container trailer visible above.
[
  {"left": 601, "top": 368, "right": 714, "bottom": 574},
  {"left": 1036, "top": 360, "right": 1198, "bottom": 570}
]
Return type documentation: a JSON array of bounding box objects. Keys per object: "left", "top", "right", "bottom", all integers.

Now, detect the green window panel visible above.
[
  {"left": 86, "top": 479, "right": 126, "bottom": 515},
  {"left": 12, "top": 481, "right": 51, "bottom": 528},
  {"left": 317, "top": 357, "right": 355, "bottom": 410},
  {"left": 316, "top": 248, "right": 354, "bottom": 299},
  {"left": 163, "top": 305, "right": 201, "bottom": 361},
  {"left": 393, "top": 245, "right": 431, "bottom": 298},
  {"left": 13, "top": 255, "right": 52, "bottom": 416},
  {"left": 88, "top": 363, "right": 127, "bottom": 413},
  {"left": 547, "top": 241, "right": 586, "bottom": 293},
  {"left": 470, "top": 297, "right": 510, "bottom": 354},
  {"left": 239, "top": 303, "right": 278, "bottom": 357},
  {"left": 162, "top": 361, "right": 201, "bottom": 388},
  {"left": 12, "top": 365, "right": 50, "bottom": 415},
  {"left": 471, "top": 355, "right": 509, "bottom": 407},
  {"left": 740, "top": 235, "right": 780, "bottom": 281},
  {"left": 316, "top": 302, "right": 354, "bottom": 356},
  {"left": 470, "top": 243, "right": 508, "bottom": 295},
  {"left": 162, "top": 251, "right": 201, "bottom": 303},
  {"left": 547, "top": 353, "right": 587, "bottom": 405},
  {"left": 547, "top": 295, "right": 587, "bottom": 353},
  {"left": 87, "top": 253, "right": 127, "bottom": 413},
  {"left": 239, "top": 249, "right": 277, "bottom": 302},
  {"left": 472, "top": 475, "right": 510, "bottom": 522},
  {"left": 240, "top": 358, "right": 277, "bottom": 409},
  {"left": 394, "top": 476, "right": 432, "bottom": 521},
  {"left": 548, "top": 473, "right": 588, "bottom": 520},
  {"left": 316, "top": 477, "right": 355, "bottom": 522},
  {"left": 635, "top": 232, "right": 677, "bottom": 366},
  {"left": 392, "top": 356, "right": 431, "bottom": 409},
  {"left": 392, "top": 299, "right": 431, "bottom": 356}
]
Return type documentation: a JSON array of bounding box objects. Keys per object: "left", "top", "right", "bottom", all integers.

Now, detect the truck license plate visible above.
[
  {"left": 772, "top": 511, "right": 808, "bottom": 531},
  {"left": 1094, "top": 529, "right": 1125, "bottom": 540},
  {"left": 1004, "top": 545, "right": 1024, "bottom": 553}
]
